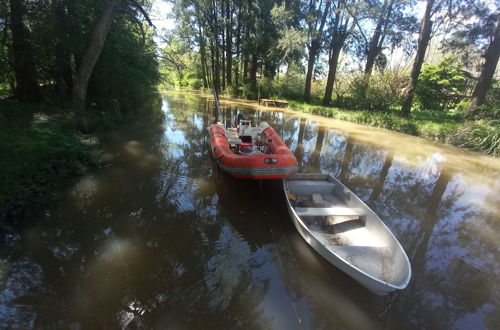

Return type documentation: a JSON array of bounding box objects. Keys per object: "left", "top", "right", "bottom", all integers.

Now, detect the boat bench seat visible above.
[{"left": 295, "top": 207, "right": 365, "bottom": 217}]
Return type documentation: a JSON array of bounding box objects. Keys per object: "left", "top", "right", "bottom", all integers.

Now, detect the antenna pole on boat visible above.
[{"left": 212, "top": 88, "right": 221, "bottom": 122}]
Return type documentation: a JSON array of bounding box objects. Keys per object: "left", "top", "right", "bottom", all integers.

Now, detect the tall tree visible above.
[
  {"left": 225, "top": 0, "right": 233, "bottom": 86},
  {"left": 72, "top": 0, "right": 123, "bottom": 112},
  {"left": 323, "top": 0, "right": 358, "bottom": 106},
  {"left": 400, "top": 0, "right": 435, "bottom": 117},
  {"left": 359, "top": 0, "right": 417, "bottom": 76},
  {"left": 8, "top": 0, "right": 41, "bottom": 101},
  {"left": 53, "top": 0, "right": 74, "bottom": 97},
  {"left": 468, "top": 12, "right": 500, "bottom": 113},
  {"left": 72, "top": 0, "right": 155, "bottom": 112},
  {"left": 303, "top": 0, "right": 332, "bottom": 102}
]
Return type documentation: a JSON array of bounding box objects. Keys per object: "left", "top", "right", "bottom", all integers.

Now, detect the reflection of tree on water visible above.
[
  {"left": 368, "top": 151, "right": 394, "bottom": 205},
  {"left": 294, "top": 117, "right": 307, "bottom": 168},
  {"left": 338, "top": 136, "right": 353, "bottom": 185},
  {"left": 0, "top": 95, "right": 274, "bottom": 329},
  {"left": 3, "top": 94, "right": 499, "bottom": 329},
  {"left": 201, "top": 96, "right": 500, "bottom": 329},
  {"left": 302, "top": 126, "right": 325, "bottom": 173},
  {"left": 293, "top": 119, "right": 498, "bottom": 329},
  {"left": 411, "top": 166, "right": 451, "bottom": 269}
]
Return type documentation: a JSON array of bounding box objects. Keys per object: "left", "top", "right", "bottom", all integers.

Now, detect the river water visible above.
[{"left": 1, "top": 92, "right": 499, "bottom": 329}]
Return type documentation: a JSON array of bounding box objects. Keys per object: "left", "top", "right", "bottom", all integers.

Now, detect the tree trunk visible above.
[
  {"left": 211, "top": 43, "right": 216, "bottom": 89},
  {"left": 225, "top": 0, "right": 232, "bottom": 87},
  {"left": 364, "top": 20, "right": 383, "bottom": 76},
  {"left": 198, "top": 26, "right": 208, "bottom": 88},
  {"left": 9, "top": 0, "right": 41, "bottom": 101},
  {"left": 72, "top": 0, "right": 121, "bottom": 112},
  {"left": 400, "top": 0, "right": 434, "bottom": 117},
  {"left": 323, "top": 39, "right": 344, "bottom": 106},
  {"left": 242, "top": 22, "right": 249, "bottom": 84},
  {"left": 221, "top": 3, "right": 226, "bottom": 92},
  {"left": 212, "top": 0, "right": 221, "bottom": 93},
  {"left": 303, "top": 0, "right": 331, "bottom": 102},
  {"left": 250, "top": 53, "right": 258, "bottom": 99},
  {"left": 54, "top": 2, "right": 73, "bottom": 97},
  {"left": 467, "top": 13, "right": 500, "bottom": 113},
  {"left": 304, "top": 44, "right": 317, "bottom": 103},
  {"left": 364, "top": 0, "right": 393, "bottom": 76},
  {"left": 214, "top": 41, "right": 221, "bottom": 93},
  {"left": 235, "top": 29, "right": 240, "bottom": 87}
]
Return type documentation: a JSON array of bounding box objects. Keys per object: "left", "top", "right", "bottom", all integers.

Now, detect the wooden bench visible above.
[{"left": 259, "top": 99, "right": 289, "bottom": 108}]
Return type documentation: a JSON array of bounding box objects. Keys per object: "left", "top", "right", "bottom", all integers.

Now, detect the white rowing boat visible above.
[{"left": 283, "top": 173, "right": 411, "bottom": 295}]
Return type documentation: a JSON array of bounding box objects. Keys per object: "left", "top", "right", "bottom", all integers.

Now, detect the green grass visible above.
[
  {"left": 287, "top": 100, "right": 498, "bottom": 156},
  {"left": 0, "top": 100, "right": 93, "bottom": 221}
]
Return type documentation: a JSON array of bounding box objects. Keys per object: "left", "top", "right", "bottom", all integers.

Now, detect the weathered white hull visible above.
[{"left": 283, "top": 173, "right": 411, "bottom": 295}]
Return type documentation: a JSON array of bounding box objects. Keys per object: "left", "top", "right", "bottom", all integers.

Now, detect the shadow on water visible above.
[{"left": 0, "top": 92, "right": 499, "bottom": 329}]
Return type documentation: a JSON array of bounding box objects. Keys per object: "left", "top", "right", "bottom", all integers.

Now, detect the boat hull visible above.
[
  {"left": 209, "top": 123, "right": 298, "bottom": 180},
  {"left": 283, "top": 173, "right": 411, "bottom": 295}
]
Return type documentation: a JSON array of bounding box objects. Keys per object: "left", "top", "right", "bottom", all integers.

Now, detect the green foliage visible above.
[
  {"left": 0, "top": 0, "right": 159, "bottom": 108},
  {"left": 0, "top": 100, "right": 92, "bottom": 220},
  {"left": 444, "top": 3, "right": 498, "bottom": 71},
  {"left": 89, "top": 17, "right": 159, "bottom": 113},
  {"left": 451, "top": 121, "right": 500, "bottom": 156},
  {"left": 335, "top": 71, "right": 408, "bottom": 111},
  {"left": 270, "top": 2, "right": 306, "bottom": 66},
  {"left": 160, "top": 34, "right": 203, "bottom": 89},
  {"left": 415, "top": 56, "right": 467, "bottom": 111}
]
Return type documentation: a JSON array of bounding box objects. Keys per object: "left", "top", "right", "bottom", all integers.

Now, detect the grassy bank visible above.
[
  {"left": 287, "top": 100, "right": 499, "bottom": 156},
  {"left": 0, "top": 100, "right": 93, "bottom": 221}
]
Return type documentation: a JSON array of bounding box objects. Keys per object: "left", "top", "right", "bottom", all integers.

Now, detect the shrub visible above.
[
  {"left": 333, "top": 71, "right": 408, "bottom": 111},
  {"left": 451, "top": 121, "right": 500, "bottom": 156},
  {"left": 416, "top": 56, "right": 467, "bottom": 111}
]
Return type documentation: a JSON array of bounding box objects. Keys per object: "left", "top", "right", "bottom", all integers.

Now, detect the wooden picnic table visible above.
[{"left": 259, "top": 98, "right": 289, "bottom": 108}]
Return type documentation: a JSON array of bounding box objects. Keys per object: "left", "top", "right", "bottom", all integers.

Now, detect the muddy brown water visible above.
[{"left": 1, "top": 92, "right": 499, "bottom": 329}]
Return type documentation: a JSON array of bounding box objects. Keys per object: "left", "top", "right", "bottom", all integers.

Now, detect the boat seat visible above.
[
  {"left": 295, "top": 207, "right": 365, "bottom": 217},
  {"left": 312, "top": 193, "right": 325, "bottom": 206},
  {"left": 227, "top": 128, "right": 239, "bottom": 139}
]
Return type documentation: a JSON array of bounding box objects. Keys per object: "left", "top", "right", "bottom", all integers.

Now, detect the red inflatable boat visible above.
[{"left": 209, "top": 120, "right": 298, "bottom": 180}]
